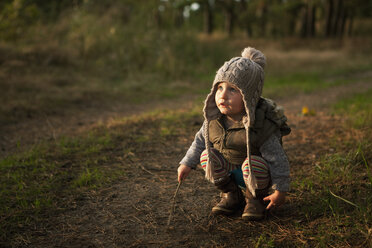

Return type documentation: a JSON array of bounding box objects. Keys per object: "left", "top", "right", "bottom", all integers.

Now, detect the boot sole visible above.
[
  {"left": 211, "top": 206, "right": 235, "bottom": 215},
  {"left": 242, "top": 213, "right": 264, "bottom": 221}
]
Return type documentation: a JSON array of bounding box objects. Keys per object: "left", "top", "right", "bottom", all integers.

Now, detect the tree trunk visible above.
[
  {"left": 257, "top": 0, "right": 268, "bottom": 37},
  {"left": 216, "top": 0, "right": 235, "bottom": 36},
  {"left": 240, "top": 0, "right": 252, "bottom": 37},
  {"left": 308, "top": 2, "right": 316, "bottom": 37},
  {"left": 325, "top": 0, "right": 334, "bottom": 37},
  {"left": 203, "top": 1, "right": 214, "bottom": 34},
  {"left": 224, "top": 4, "right": 234, "bottom": 36},
  {"left": 347, "top": 13, "right": 353, "bottom": 37},
  {"left": 174, "top": 7, "right": 184, "bottom": 28},
  {"left": 333, "top": 0, "right": 343, "bottom": 36},
  {"left": 288, "top": 14, "right": 296, "bottom": 36},
  {"left": 300, "top": 3, "right": 309, "bottom": 38},
  {"left": 339, "top": 8, "right": 347, "bottom": 37},
  {"left": 154, "top": 8, "right": 162, "bottom": 28}
]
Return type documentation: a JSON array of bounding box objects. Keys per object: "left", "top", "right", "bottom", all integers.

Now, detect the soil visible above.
[{"left": 5, "top": 79, "right": 372, "bottom": 247}]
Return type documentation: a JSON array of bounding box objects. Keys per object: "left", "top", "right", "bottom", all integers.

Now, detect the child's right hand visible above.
[{"left": 177, "top": 164, "right": 192, "bottom": 182}]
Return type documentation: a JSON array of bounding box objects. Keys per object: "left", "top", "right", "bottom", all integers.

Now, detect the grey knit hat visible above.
[{"left": 203, "top": 47, "right": 266, "bottom": 196}]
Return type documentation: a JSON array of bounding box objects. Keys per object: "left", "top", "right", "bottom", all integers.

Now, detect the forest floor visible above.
[{"left": 2, "top": 74, "right": 371, "bottom": 247}]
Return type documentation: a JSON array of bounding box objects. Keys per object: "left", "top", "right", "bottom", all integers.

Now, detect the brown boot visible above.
[
  {"left": 242, "top": 188, "right": 268, "bottom": 221},
  {"left": 211, "top": 176, "right": 244, "bottom": 215}
]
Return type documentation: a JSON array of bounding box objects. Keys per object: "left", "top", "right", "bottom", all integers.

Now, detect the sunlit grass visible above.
[
  {"left": 332, "top": 88, "right": 372, "bottom": 129},
  {"left": 72, "top": 168, "right": 103, "bottom": 188},
  {"left": 283, "top": 87, "right": 372, "bottom": 246}
]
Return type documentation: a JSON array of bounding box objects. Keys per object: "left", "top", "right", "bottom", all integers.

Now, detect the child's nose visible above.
[{"left": 220, "top": 89, "right": 228, "bottom": 99}]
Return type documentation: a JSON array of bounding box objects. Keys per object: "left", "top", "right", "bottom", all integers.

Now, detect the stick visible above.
[
  {"left": 167, "top": 180, "right": 182, "bottom": 226},
  {"left": 329, "top": 190, "right": 359, "bottom": 208},
  {"left": 44, "top": 114, "right": 56, "bottom": 142}
]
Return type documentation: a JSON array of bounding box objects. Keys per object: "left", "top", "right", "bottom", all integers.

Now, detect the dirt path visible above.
[
  {"left": 6, "top": 79, "right": 372, "bottom": 247},
  {"left": 279, "top": 76, "right": 372, "bottom": 113},
  {"left": 0, "top": 93, "right": 200, "bottom": 158}
]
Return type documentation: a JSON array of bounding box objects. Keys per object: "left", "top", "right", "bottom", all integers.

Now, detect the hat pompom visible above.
[{"left": 241, "top": 47, "right": 266, "bottom": 69}]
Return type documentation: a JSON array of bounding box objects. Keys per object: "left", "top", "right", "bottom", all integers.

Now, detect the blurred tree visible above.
[
  {"left": 284, "top": 0, "right": 303, "bottom": 36},
  {"left": 332, "top": 0, "right": 343, "bottom": 36},
  {"left": 323, "top": 0, "right": 372, "bottom": 37},
  {"left": 1, "top": 0, "right": 372, "bottom": 41},
  {"left": 218, "top": 0, "right": 236, "bottom": 36},
  {"left": 325, "top": 0, "right": 334, "bottom": 37},
  {"left": 239, "top": 0, "right": 255, "bottom": 37},
  {"left": 202, "top": 0, "right": 214, "bottom": 34},
  {"left": 256, "top": 0, "right": 268, "bottom": 37},
  {"left": 299, "top": 0, "right": 317, "bottom": 38}
]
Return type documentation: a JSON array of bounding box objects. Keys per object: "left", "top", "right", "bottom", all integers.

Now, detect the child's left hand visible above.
[{"left": 263, "top": 190, "right": 286, "bottom": 210}]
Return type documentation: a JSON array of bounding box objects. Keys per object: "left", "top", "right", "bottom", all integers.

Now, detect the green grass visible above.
[
  {"left": 332, "top": 88, "right": 372, "bottom": 129},
  {"left": 298, "top": 90, "right": 372, "bottom": 246},
  {"left": 264, "top": 72, "right": 326, "bottom": 97},
  {"left": 72, "top": 168, "right": 104, "bottom": 188},
  {"left": 279, "top": 88, "right": 372, "bottom": 247},
  {"left": 290, "top": 149, "right": 371, "bottom": 246},
  {"left": 0, "top": 129, "right": 122, "bottom": 241},
  {"left": 264, "top": 59, "right": 372, "bottom": 98},
  {"left": 311, "top": 145, "right": 371, "bottom": 245}
]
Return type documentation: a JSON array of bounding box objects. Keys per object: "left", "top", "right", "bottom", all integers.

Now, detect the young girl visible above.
[{"left": 177, "top": 47, "right": 291, "bottom": 220}]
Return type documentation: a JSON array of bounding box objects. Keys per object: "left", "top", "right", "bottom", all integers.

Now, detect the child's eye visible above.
[
  {"left": 229, "top": 87, "right": 237, "bottom": 93},
  {"left": 217, "top": 85, "right": 224, "bottom": 91}
]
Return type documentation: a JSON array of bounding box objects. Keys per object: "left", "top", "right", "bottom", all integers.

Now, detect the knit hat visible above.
[{"left": 203, "top": 47, "right": 266, "bottom": 197}]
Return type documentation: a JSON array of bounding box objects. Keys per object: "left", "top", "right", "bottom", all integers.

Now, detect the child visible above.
[{"left": 177, "top": 47, "right": 291, "bottom": 220}]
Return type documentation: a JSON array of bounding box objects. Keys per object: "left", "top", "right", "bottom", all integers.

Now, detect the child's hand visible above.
[
  {"left": 263, "top": 190, "right": 286, "bottom": 210},
  {"left": 177, "top": 164, "right": 192, "bottom": 182}
]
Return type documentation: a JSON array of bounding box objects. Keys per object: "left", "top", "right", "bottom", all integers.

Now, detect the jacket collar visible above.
[{"left": 216, "top": 115, "right": 245, "bottom": 130}]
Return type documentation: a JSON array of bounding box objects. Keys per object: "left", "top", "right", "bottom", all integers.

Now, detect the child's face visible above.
[{"left": 215, "top": 82, "right": 244, "bottom": 119}]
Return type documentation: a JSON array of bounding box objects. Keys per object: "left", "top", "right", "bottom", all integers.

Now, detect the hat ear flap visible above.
[{"left": 203, "top": 84, "right": 221, "bottom": 121}]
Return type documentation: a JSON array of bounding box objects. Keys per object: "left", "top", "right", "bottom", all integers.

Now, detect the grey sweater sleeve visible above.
[
  {"left": 260, "top": 131, "right": 290, "bottom": 192},
  {"left": 179, "top": 124, "right": 206, "bottom": 169}
]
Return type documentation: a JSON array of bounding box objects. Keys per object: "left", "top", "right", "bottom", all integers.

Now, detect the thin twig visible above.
[
  {"left": 329, "top": 190, "right": 359, "bottom": 208},
  {"left": 140, "top": 165, "right": 155, "bottom": 176},
  {"left": 179, "top": 206, "right": 193, "bottom": 223},
  {"left": 140, "top": 165, "right": 166, "bottom": 182},
  {"left": 45, "top": 114, "right": 56, "bottom": 142},
  {"left": 167, "top": 180, "right": 182, "bottom": 226}
]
